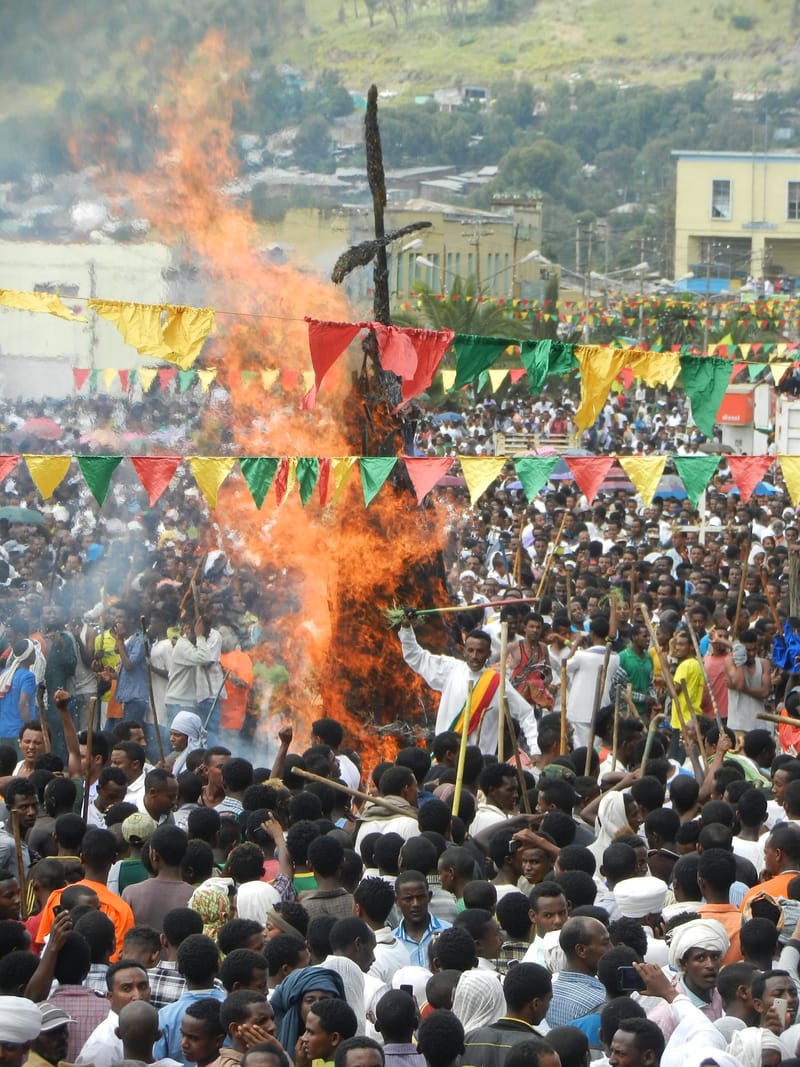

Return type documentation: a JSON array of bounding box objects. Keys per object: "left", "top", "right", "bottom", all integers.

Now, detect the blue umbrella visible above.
[
  {"left": 727, "top": 481, "right": 779, "bottom": 496},
  {"left": 430, "top": 412, "right": 466, "bottom": 424}
]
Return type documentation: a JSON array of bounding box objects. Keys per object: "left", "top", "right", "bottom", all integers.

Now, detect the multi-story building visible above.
[{"left": 672, "top": 149, "right": 800, "bottom": 292}]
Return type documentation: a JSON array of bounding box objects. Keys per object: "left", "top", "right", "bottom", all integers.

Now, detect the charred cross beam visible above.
[{"left": 330, "top": 220, "right": 432, "bottom": 285}]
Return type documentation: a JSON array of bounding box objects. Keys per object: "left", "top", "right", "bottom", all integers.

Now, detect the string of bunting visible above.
[{"left": 2, "top": 452, "right": 797, "bottom": 513}]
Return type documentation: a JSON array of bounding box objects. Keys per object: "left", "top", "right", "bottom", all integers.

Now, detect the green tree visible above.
[
  {"left": 394, "top": 276, "right": 531, "bottom": 338},
  {"left": 292, "top": 115, "right": 334, "bottom": 172}
]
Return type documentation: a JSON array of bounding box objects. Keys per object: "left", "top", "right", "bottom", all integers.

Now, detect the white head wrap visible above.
[
  {"left": 614, "top": 875, "right": 667, "bottom": 919},
  {"left": 727, "top": 1027, "right": 792, "bottom": 1067},
  {"left": 590, "top": 791, "right": 631, "bottom": 862},
  {"left": 0, "top": 639, "right": 34, "bottom": 697},
  {"left": 391, "top": 966, "right": 431, "bottom": 1005},
  {"left": 236, "top": 881, "right": 281, "bottom": 925},
  {"left": 169, "top": 711, "right": 207, "bottom": 775},
  {"left": 0, "top": 996, "right": 42, "bottom": 1042},
  {"left": 667, "top": 918, "right": 729, "bottom": 970},
  {"left": 451, "top": 970, "right": 505, "bottom": 1033}
]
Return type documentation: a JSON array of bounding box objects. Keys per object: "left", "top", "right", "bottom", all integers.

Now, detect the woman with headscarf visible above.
[
  {"left": 188, "top": 882, "right": 233, "bottom": 941},
  {"left": 167, "top": 711, "right": 207, "bottom": 775},
  {"left": 727, "top": 1027, "right": 790, "bottom": 1067},
  {"left": 588, "top": 790, "right": 636, "bottom": 863},
  {"left": 236, "top": 880, "right": 281, "bottom": 926},
  {"left": 451, "top": 970, "right": 506, "bottom": 1035},
  {"left": 271, "top": 966, "right": 345, "bottom": 1054}
]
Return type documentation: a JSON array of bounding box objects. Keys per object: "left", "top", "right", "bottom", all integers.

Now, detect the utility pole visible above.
[
  {"left": 582, "top": 224, "right": 593, "bottom": 344},
  {"left": 638, "top": 236, "right": 646, "bottom": 346},
  {"left": 89, "top": 259, "right": 97, "bottom": 370}
]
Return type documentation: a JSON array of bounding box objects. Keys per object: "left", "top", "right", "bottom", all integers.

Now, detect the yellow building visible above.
[
  {"left": 678, "top": 150, "right": 800, "bottom": 290},
  {"left": 261, "top": 196, "right": 547, "bottom": 312},
  {"left": 673, "top": 150, "right": 800, "bottom": 290}
]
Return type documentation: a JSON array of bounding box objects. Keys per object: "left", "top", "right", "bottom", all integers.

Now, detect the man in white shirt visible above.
[
  {"left": 78, "top": 959, "right": 152, "bottom": 1067},
  {"left": 565, "top": 617, "right": 620, "bottom": 749}
]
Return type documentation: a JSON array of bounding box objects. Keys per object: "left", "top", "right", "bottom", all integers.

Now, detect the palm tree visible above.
[{"left": 393, "top": 276, "right": 532, "bottom": 340}]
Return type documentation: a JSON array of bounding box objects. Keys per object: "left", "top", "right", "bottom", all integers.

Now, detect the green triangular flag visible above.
[
  {"left": 239, "top": 457, "right": 279, "bottom": 509},
  {"left": 451, "top": 334, "right": 511, "bottom": 389},
  {"left": 519, "top": 339, "right": 577, "bottom": 392},
  {"left": 747, "top": 363, "right": 764, "bottom": 381},
  {"left": 77, "top": 456, "right": 122, "bottom": 506},
  {"left": 513, "top": 457, "right": 559, "bottom": 502},
  {"left": 679, "top": 355, "right": 733, "bottom": 436},
  {"left": 178, "top": 370, "right": 195, "bottom": 393},
  {"left": 295, "top": 457, "right": 319, "bottom": 506},
  {"left": 476, "top": 370, "right": 489, "bottom": 393},
  {"left": 128, "top": 369, "right": 137, "bottom": 387},
  {"left": 88, "top": 369, "right": 98, "bottom": 393},
  {"left": 673, "top": 455, "right": 721, "bottom": 507},
  {"left": 241, "top": 370, "right": 257, "bottom": 385},
  {"left": 359, "top": 457, "right": 397, "bottom": 507}
]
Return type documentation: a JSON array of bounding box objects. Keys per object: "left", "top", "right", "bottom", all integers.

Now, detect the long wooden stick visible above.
[
  {"left": 35, "top": 686, "right": 50, "bottom": 753},
  {"left": 559, "top": 660, "right": 568, "bottom": 755},
  {"left": 498, "top": 622, "right": 509, "bottom": 762},
  {"left": 179, "top": 558, "right": 204, "bottom": 615},
  {"left": 81, "top": 698, "right": 96, "bottom": 822},
  {"left": 502, "top": 699, "right": 532, "bottom": 815},
  {"left": 611, "top": 685, "right": 621, "bottom": 772},
  {"left": 639, "top": 605, "right": 704, "bottom": 779},
  {"left": 535, "top": 510, "right": 569, "bottom": 600},
  {"left": 758, "top": 710, "right": 800, "bottom": 728},
  {"left": 452, "top": 681, "right": 473, "bottom": 817},
  {"left": 11, "top": 811, "right": 27, "bottom": 919},
  {"left": 639, "top": 713, "right": 659, "bottom": 771},
  {"left": 293, "top": 767, "right": 414, "bottom": 820},
  {"left": 686, "top": 624, "right": 724, "bottom": 730},
  {"left": 140, "top": 616, "right": 166, "bottom": 766},
  {"left": 585, "top": 643, "right": 611, "bottom": 775},
  {"left": 732, "top": 533, "right": 751, "bottom": 637}
]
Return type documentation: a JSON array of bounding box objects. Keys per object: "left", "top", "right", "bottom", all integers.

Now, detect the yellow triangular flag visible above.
[
  {"left": 618, "top": 455, "right": 667, "bottom": 507},
  {"left": 329, "top": 457, "right": 357, "bottom": 505},
  {"left": 279, "top": 457, "right": 297, "bottom": 506},
  {"left": 718, "top": 333, "right": 734, "bottom": 346},
  {"left": 301, "top": 370, "right": 315, "bottom": 393},
  {"left": 488, "top": 368, "right": 508, "bottom": 393},
  {"left": 187, "top": 457, "right": 235, "bottom": 509},
  {"left": 138, "top": 367, "right": 158, "bottom": 392},
  {"left": 101, "top": 368, "right": 117, "bottom": 392},
  {"left": 780, "top": 456, "right": 800, "bottom": 506},
  {"left": 771, "top": 362, "right": 792, "bottom": 385},
  {"left": 196, "top": 368, "right": 217, "bottom": 393},
  {"left": 460, "top": 456, "right": 506, "bottom": 505},
  {"left": 261, "top": 369, "right": 280, "bottom": 390},
  {"left": 24, "top": 455, "right": 71, "bottom": 500},
  {"left": 441, "top": 369, "right": 456, "bottom": 391},
  {"left": 0, "top": 289, "right": 87, "bottom": 322},
  {"left": 627, "top": 351, "right": 681, "bottom": 388},
  {"left": 738, "top": 343, "right": 751, "bottom": 359},
  {"left": 776, "top": 343, "right": 788, "bottom": 359}
]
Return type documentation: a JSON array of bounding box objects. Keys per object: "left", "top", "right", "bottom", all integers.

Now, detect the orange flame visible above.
[{"left": 106, "top": 32, "right": 449, "bottom": 771}]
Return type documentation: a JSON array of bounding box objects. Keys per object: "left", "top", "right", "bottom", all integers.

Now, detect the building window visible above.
[
  {"left": 788, "top": 182, "right": 800, "bottom": 220},
  {"left": 711, "top": 179, "right": 731, "bottom": 219}
]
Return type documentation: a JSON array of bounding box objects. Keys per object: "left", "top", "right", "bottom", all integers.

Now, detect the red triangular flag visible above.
[
  {"left": 730, "top": 362, "right": 747, "bottom": 379},
  {"left": 274, "top": 458, "right": 289, "bottom": 505},
  {"left": 0, "top": 456, "right": 18, "bottom": 483},
  {"left": 302, "top": 318, "right": 363, "bottom": 409},
  {"left": 404, "top": 456, "right": 453, "bottom": 505},
  {"left": 565, "top": 456, "right": 615, "bottom": 504},
  {"left": 508, "top": 369, "right": 527, "bottom": 383},
  {"left": 318, "top": 457, "right": 331, "bottom": 506},
  {"left": 130, "top": 457, "right": 180, "bottom": 506},
  {"left": 373, "top": 326, "right": 454, "bottom": 407},
  {"left": 118, "top": 370, "right": 129, "bottom": 392},
  {"left": 73, "top": 368, "right": 90, "bottom": 391},
  {"left": 373, "top": 324, "right": 419, "bottom": 380},
  {"left": 158, "top": 368, "right": 177, "bottom": 390},
  {"left": 727, "top": 455, "right": 774, "bottom": 503},
  {"left": 281, "top": 369, "right": 299, "bottom": 390}
]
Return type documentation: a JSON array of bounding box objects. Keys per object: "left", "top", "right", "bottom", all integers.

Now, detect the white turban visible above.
[
  {"left": 614, "top": 875, "right": 667, "bottom": 919},
  {"left": 236, "top": 881, "right": 281, "bottom": 925},
  {"left": 0, "top": 996, "right": 42, "bottom": 1042},
  {"left": 727, "top": 1028, "right": 792, "bottom": 1067},
  {"left": 667, "top": 918, "right": 729, "bottom": 970},
  {"left": 169, "top": 711, "right": 207, "bottom": 775},
  {"left": 451, "top": 970, "right": 505, "bottom": 1033}
]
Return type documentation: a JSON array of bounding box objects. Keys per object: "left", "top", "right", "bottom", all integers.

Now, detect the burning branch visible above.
[{"left": 384, "top": 597, "right": 540, "bottom": 628}]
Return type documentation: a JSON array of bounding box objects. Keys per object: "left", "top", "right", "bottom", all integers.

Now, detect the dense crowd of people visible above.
[{"left": 0, "top": 379, "right": 797, "bottom": 1067}]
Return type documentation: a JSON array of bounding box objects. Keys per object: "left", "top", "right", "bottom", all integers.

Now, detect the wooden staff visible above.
[
  {"left": 498, "top": 622, "right": 509, "bottom": 762},
  {"left": 140, "top": 616, "right": 166, "bottom": 766},
  {"left": 535, "top": 510, "right": 569, "bottom": 600},
  {"left": 292, "top": 766, "right": 415, "bottom": 819},
  {"left": 640, "top": 604, "right": 704, "bottom": 779},
  {"left": 623, "top": 683, "right": 640, "bottom": 721},
  {"left": 452, "top": 681, "right": 473, "bottom": 817},
  {"left": 732, "top": 533, "right": 751, "bottom": 638},
  {"left": 565, "top": 565, "right": 571, "bottom": 609},
  {"left": 81, "top": 697, "right": 96, "bottom": 822},
  {"left": 35, "top": 685, "right": 50, "bottom": 753},
  {"left": 179, "top": 558, "right": 205, "bottom": 615},
  {"left": 611, "top": 684, "right": 621, "bottom": 772},
  {"left": 559, "top": 660, "right": 568, "bottom": 755},
  {"left": 11, "top": 811, "right": 27, "bottom": 919},
  {"left": 758, "top": 710, "right": 800, "bottom": 728},
  {"left": 686, "top": 624, "right": 724, "bottom": 730},
  {"left": 639, "top": 712, "right": 660, "bottom": 771},
  {"left": 584, "top": 642, "right": 612, "bottom": 775},
  {"left": 513, "top": 541, "right": 522, "bottom": 589},
  {"left": 501, "top": 699, "right": 532, "bottom": 815}
]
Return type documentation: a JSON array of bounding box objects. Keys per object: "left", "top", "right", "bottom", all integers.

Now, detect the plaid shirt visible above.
[
  {"left": 546, "top": 971, "right": 606, "bottom": 1027},
  {"left": 84, "top": 964, "right": 109, "bottom": 995},
  {"left": 49, "top": 985, "right": 110, "bottom": 1062},
  {"left": 495, "top": 939, "right": 530, "bottom": 977},
  {"left": 147, "top": 962, "right": 186, "bottom": 1010}
]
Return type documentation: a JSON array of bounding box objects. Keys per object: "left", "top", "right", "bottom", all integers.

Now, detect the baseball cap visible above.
[
  {"left": 39, "top": 1003, "right": 72, "bottom": 1032},
  {"left": 121, "top": 812, "right": 157, "bottom": 846}
]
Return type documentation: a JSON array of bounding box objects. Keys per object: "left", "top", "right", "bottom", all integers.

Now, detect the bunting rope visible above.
[{"left": 0, "top": 452, "right": 792, "bottom": 512}]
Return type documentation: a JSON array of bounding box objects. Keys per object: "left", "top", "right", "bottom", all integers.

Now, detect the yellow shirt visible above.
[{"left": 671, "top": 657, "right": 704, "bottom": 729}]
